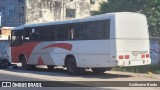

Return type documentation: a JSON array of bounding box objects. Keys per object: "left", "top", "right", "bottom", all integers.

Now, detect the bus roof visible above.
[
  {"left": 2, "top": 27, "right": 15, "bottom": 30},
  {"left": 12, "top": 12, "right": 144, "bottom": 30}
]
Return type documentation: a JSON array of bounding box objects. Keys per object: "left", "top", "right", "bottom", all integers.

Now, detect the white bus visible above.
[{"left": 11, "top": 12, "right": 151, "bottom": 74}]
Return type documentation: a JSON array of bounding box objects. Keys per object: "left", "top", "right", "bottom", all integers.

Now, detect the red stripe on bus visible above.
[{"left": 41, "top": 43, "right": 72, "bottom": 51}]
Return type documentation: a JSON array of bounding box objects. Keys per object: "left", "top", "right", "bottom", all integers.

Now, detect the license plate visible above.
[
  {"left": 132, "top": 51, "right": 139, "bottom": 56},
  {"left": 130, "top": 60, "right": 143, "bottom": 66}
]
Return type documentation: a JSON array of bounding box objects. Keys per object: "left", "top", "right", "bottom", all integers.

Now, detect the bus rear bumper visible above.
[{"left": 116, "top": 59, "right": 151, "bottom": 67}]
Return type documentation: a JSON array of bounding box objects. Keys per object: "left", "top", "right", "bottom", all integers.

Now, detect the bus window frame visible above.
[
  {"left": 10, "top": 30, "right": 24, "bottom": 46},
  {"left": 11, "top": 19, "right": 110, "bottom": 43}
]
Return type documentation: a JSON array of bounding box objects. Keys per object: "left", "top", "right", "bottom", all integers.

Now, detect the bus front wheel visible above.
[
  {"left": 21, "top": 56, "right": 35, "bottom": 70},
  {"left": 66, "top": 57, "right": 85, "bottom": 75},
  {"left": 21, "top": 56, "right": 27, "bottom": 69}
]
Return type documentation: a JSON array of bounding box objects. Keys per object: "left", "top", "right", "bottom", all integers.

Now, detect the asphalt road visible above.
[{"left": 0, "top": 66, "right": 160, "bottom": 90}]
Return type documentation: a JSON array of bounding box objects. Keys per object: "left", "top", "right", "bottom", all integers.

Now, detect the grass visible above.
[{"left": 112, "top": 65, "right": 160, "bottom": 74}]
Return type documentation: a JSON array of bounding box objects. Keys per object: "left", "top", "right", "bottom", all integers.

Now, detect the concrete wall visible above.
[
  {"left": 25, "top": 0, "right": 91, "bottom": 24},
  {"left": 25, "top": 0, "right": 62, "bottom": 23}
]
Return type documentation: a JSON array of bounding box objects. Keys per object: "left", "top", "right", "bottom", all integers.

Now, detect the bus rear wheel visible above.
[
  {"left": 66, "top": 57, "right": 85, "bottom": 75},
  {"left": 92, "top": 68, "right": 110, "bottom": 73}
]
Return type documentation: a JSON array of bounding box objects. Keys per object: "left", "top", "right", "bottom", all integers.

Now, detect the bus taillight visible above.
[
  {"left": 125, "top": 55, "right": 129, "bottom": 59},
  {"left": 119, "top": 55, "right": 124, "bottom": 59},
  {"left": 119, "top": 55, "right": 129, "bottom": 59},
  {"left": 146, "top": 54, "right": 150, "bottom": 58},
  {"left": 141, "top": 54, "right": 145, "bottom": 58}
]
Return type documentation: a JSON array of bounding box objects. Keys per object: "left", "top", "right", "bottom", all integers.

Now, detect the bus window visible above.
[
  {"left": 50, "top": 26, "right": 56, "bottom": 40},
  {"left": 57, "top": 25, "right": 68, "bottom": 40},
  {"left": 85, "top": 21, "right": 96, "bottom": 39},
  {"left": 23, "top": 28, "right": 34, "bottom": 41},
  {"left": 29, "top": 28, "right": 39, "bottom": 41},
  {"left": 103, "top": 20, "right": 110, "bottom": 39},
  {"left": 23, "top": 28, "right": 30, "bottom": 41},
  {"left": 96, "top": 21, "right": 104, "bottom": 39},
  {"left": 94, "top": 20, "right": 110, "bottom": 39},
  {"left": 75, "top": 23, "right": 86, "bottom": 40},
  {"left": 38, "top": 27, "right": 49, "bottom": 41},
  {"left": 11, "top": 30, "right": 23, "bottom": 46}
]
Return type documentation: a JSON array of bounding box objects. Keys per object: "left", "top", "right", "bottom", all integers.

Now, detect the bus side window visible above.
[
  {"left": 38, "top": 26, "right": 51, "bottom": 41},
  {"left": 85, "top": 21, "right": 96, "bottom": 39},
  {"left": 103, "top": 20, "right": 110, "bottom": 39},
  {"left": 50, "top": 27, "right": 55, "bottom": 40},
  {"left": 12, "top": 30, "right": 23, "bottom": 46},
  {"left": 57, "top": 25, "right": 68, "bottom": 40},
  {"left": 29, "top": 31, "right": 38, "bottom": 40},
  {"left": 75, "top": 23, "right": 86, "bottom": 40},
  {"left": 96, "top": 21, "right": 105, "bottom": 39}
]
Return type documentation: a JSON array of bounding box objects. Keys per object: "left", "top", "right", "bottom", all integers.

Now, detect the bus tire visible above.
[
  {"left": 21, "top": 56, "right": 35, "bottom": 70},
  {"left": 92, "top": 68, "right": 109, "bottom": 73},
  {"left": 66, "top": 57, "right": 85, "bottom": 75},
  {"left": 21, "top": 56, "right": 27, "bottom": 69},
  {"left": 47, "top": 65, "right": 55, "bottom": 70}
]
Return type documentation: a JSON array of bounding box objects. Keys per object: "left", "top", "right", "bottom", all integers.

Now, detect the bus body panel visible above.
[
  {"left": 116, "top": 39, "right": 150, "bottom": 52},
  {"left": 12, "top": 40, "right": 111, "bottom": 67},
  {"left": 75, "top": 54, "right": 114, "bottom": 68},
  {"left": 72, "top": 40, "right": 110, "bottom": 67}
]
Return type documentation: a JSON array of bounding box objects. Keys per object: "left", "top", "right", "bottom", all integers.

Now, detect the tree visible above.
[{"left": 96, "top": 0, "right": 160, "bottom": 37}]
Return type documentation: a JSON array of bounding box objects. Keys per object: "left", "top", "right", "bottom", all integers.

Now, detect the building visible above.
[
  {"left": 0, "top": 0, "right": 25, "bottom": 27},
  {"left": 0, "top": 27, "right": 13, "bottom": 41},
  {"left": 0, "top": 0, "right": 106, "bottom": 27}
]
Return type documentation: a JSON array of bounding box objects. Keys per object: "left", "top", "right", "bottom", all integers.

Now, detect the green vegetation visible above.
[
  {"left": 112, "top": 65, "right": 160, "bottom": 74},
  {"left": 96, "top": 0, "right": 160, "bottom": 37}
]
